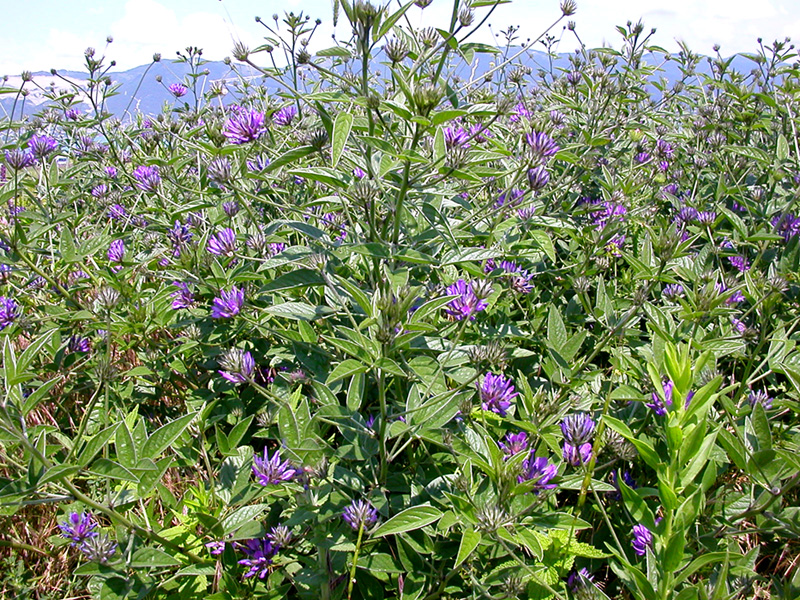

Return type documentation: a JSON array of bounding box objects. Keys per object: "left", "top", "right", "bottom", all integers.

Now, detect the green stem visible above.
[{"left": 347, "top": 522, "right": 366, "bottom": 600}]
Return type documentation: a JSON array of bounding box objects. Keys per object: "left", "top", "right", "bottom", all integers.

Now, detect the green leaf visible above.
[
  {"left": 87, "top": 458, "right": 139, "bottom": 483},
  {"left": 331, "top": 110, "right": 354, "bottom": 168},
  {"left": 78, "top": 424, "right": 120, "bottom": 467},
  {"left": 514, "top": 527, "right": 543, "bottom": 560},
  {"left": 222, "top": 503, "right": 271, "bottom": 534},
  {"left": 373, "top": 505, "right": 442, "bottom": 537},
  {"left": 141, "top": 413, "right": 196, "bottom": 459},
  {"left": 373, "top": 0, "right": 413, "bottom": 42},
  {"left": 327, "top": 359, "right": 369, "bottom": 384},
  {"left": 777, "top": 134, "right": 789, "bottom": 161},
  {"left": 129, "top": 547, "right": 182, "bottom": 568},
  {"left": 264, "top": 302, "right": 327, "bottom": 321},
  {"left": 673, "top": 552, "right": 733, "bottom": 585},
  {"left": 260, "top": 269, "right": 326, "bottom": 293},
  {"left": 115, "top": 421, "right": 137, "bottom": 469},
  {"left": 263, "top": 146, "right": 315, "bottom": 173},
  {"left": 316, "top": 46, "right": 352, "bottom": 58},
  {"left": 751, "top": 403, "right": 772, "bottom": 450},
  {"left": 547, "top": 305, "right": 567, "bottom": 353},
  {"left": 455, "top": 528, "right": 481, "bottom": 567}
]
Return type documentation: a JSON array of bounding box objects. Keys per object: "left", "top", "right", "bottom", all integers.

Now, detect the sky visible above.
[{"left": 1, "top": 0, "right": 799, "bottom": 76}]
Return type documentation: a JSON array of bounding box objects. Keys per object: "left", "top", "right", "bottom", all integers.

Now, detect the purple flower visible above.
[
  {"left": 132, "top": 165, "right": 160, "bottom": 192},
  {"left": 499, "top": 431, "right": 529, "bottom": 457},
  {"left": 647, "top": 378, "right": 673, "bottom": 416},
  {"left": 444, "top": 126, "right": 470, "bottom": 149},
  {"left": 663, "top": 283, "right": 684, "bottom": 301},
  {"left": 267, "top": 242, "right": 286, "bottom": 256},
  {"left": 168, "top": 221, "right": 193, "bottom": 256},
  {"left": 272, "top": 105, "right": 297, "bottom": 127},
  {"left": 107, "top": 204, "right": 128, "bottom": 222},
  {"left": 28, "top": 135, "right": 58, "bottom": 159},
  {"left": 495, "top": 189, "right": 524, "bottom": 209},
  {"left": 207, "top": 227, "right": 237, "bottom": 257},
  {"left": 632, "top": 524, "right": 653, "bottom": 556},
  {"left": 561, "top": 413, "right": 595, "bottom": 446},
  {"left": 0, "top": 296, "right": 20, "bottom": 330},
  {"left": 352, "top": 167, "right": 366, "bottom": 179},
  {"left": 59, "top": 511, "right": 98, "bottom": 545},
  {"left": 224, "top": 108, "right": 266, "bottom": 144},
  {"left": 655, "top": 139, "right": 675, "bottom": 159},
  {"left": 170, "top": 281, "right": 194, "bottom": 310},
  {"left": 509, "top": 101, "right": 532, "bottom": 122},
  {"left": 469, "top": 123, "right": 491, "bottom": 142},
  {"left": 562, "top": 442, "right": 593, "bottom": 466},
  {"left": 211, "top": 286, "right": 244, "bottom": 319},
  {"left": 518, "top": 453, "right": 558, "bottom": 489},
  {"left": 105, "top": 166, "right": 118, "bottom": 179},
  {"left": 237, "top": 538, "right": 277, "bottom": 579},
  {"left": 592, "top": 201, "right": 627, "bottom": 229},
  {"left": 772, "top": 213, "right": 800, "bottom": 241},
  {"left": 252, "top": 448, "right": 299, "bottom": 485},
  {"left": 527, "top": 165, "right": 550, "bottom": 190},
  {"left": 0, "top": 264, "right": 11, "bottom": 283},
  {"left": 444, "top": 279, "right": 490, "bottom": 321},
  {"left": 479, "top": 372, "right": 517, "bottom": 417},
  {"left": 218, "top": 348, "right": 255, "bottom": 383},
  {"left": 205, "top": 540, "right": 226, "bottom": 556},
  {"left": 107, "top": 239, "right": 125, "bottom": 263},
  {"left": 223, "top": 201, "right": 240, "bottom": 217},
  {"left": 695, "top": 211, "right": 716, "bottom": 225},
  {"left": 634, "top": 151, "right": 651, "bottom": 164},
  {"left": 246, "top": 154, "right": 270, "bottom": 171},
  {"left": 731, "top": 317, "right": 747, "bottom": 334},
  {"left": 342, "top": 499, "right": 378, "bottom": 531},
  {"left": 68, "top": 335, "right": 91, "bottom": 353},
  {"left": 524, "top": 131, "right": 559, "bottom": 162},
  {"left": 168, "top": 83, "right": 187, "bottom": 97},
  {"left": 267, "top": 524, "right": 293, "bottom": 548},
  {"left": 748, "top": 389, "right": 773, "bottom": 410},
  {"left": 5, "top": 148, "right": 35, "bottom": 170}
]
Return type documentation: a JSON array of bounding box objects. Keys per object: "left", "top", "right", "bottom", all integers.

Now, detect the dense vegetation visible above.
[{"left": 1, "top": 1, "right": 799, "bottom": 598}]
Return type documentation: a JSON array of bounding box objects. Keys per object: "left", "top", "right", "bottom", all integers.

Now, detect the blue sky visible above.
[{"left": 1, "top": 0, "right": 799, "bottom": 75}]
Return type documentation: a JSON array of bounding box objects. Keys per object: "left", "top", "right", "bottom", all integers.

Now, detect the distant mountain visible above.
[{"left": 0, "top": 48, "right": 760, "bottom": 121}]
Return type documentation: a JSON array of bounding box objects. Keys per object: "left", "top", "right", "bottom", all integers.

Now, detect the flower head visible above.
[
  {"left": 525, "top": 131, "right": 559, "bottom": 162},
  {"left": 207, "top": 227, "right": 237, "bottom": 257},
  {"left": 632, "top": 524, "right": 653, "bottom": 556},
  {"left": 5, "top": 148, "right": 35, "bottom": 170},
  {"left": 132, "top": 165, "right": 160, "bottom": 192},
  {"left": 272, "top": 105, "right": 297, "bottom": 127},
  {"left": 237, "top": 538, "right": 277, "bottom": 579},
  {"left": 205, "top": 540, "right": 226, "bottom": 556},
  {"left": 224, "top": 108, "right": 266, "bottom": 144},
  {"left": 444, "top": 279, "right": 490, "bottom": 321},
  {"left": 28, "top": 135, "right": 58, "bottom": 159},
  {"left": 561, "top": 413, "right": 595, "bottom": 446},
  {"left": 170, "top": 281, "right": 194, "bottom": 310},
  {"left": 342, "top": 499, "right": 378, "bottom": 531},
  {"left": 107, "top": 239, "right": 125, "bottom": 263},
  {"left": 168, "top": 83, "right": 187, "bottom": 97},
  {"left": 252, "top": 448, "right": 299, "bottom": 485},
  {"left": 218, "top": 348, "right": 255, "bottom": 383},
  {"left": 211, "top": 286, "right": 244, "bottom": 319},
  {"left": 526, "top": 165, "right": 550, "bottom": 190},
  {"left": 518, "top": 452, "right": 557, "bottom": 489},
  {"left": 168, "top": 221, "right": 193, "bottom": 256},
  {"left": 0, "top": 297, "right": 20, "bottom": 331},
  {"left": 479, "top": 372, "right": 517, "bottom": 417},
  {"left": 499, "top": 431, "right": 528, "bottom": 457},
  {"left": 59, "top": 511, "right": 98, "bottom": 545},
  {"left": 749, "top": 389, "right": 773, "bottom": 410},
  {"left": 79, "top": 533, "right": 117, "bottom": 564},
  {"left": 562, "top": 442, "right": 592, "bottom": 466}
]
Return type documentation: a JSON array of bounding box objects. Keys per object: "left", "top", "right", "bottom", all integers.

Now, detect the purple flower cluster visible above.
[
  {"left": 647, "top": 378, "right": 694, "bottom": 415},
  {"left": 342, "top": 499, "right": 378, "bottom": 531},
  {"left": 518, "top": 452, "right": 557, "bottom": 490},
  {"left": 168, "top": 83, "right": 187, "bottom": 97},
  {"left": 59, "top": 511, "right": 98, "bottom": 545},
  {"left": 561, "top": 413, "right": 595, "bottom": 466},
  {"left": 218, "top": 348, "right": 255, "bottom": 383},
  {"left": 171, "top": 281, "right": 194, "bottom": 309},
  {"left": 168, "top": 221, "right": 193, "bottom": 257},
  {"left": 499, "top": 431, "right": 529, "bottom": 457},
  {"left": 525, "top": 131, "right": 559, "bottom": 162},
  {"left": 632, "top": 523, "right": 653, "bottom": 556},
  {"left": 479, "top": 372, "right": 518, "bottom": 417},
  {"left": 224, "top": 108, "right": 266, "bottom": 144},
  {"left": 132, "top": 165, "right": 160, "bottom": 192},
  {"left": 444, "top": 279, "right": 491, "bottom": 321},
  {"left": 0, "top": 296, "right": 20, "bottom": 331},
  {"left": 772, "top": 212, "right": 800, "bottom": 241},
  {"left": 28, "top": 135, "right": 58, "bottom": 159},
  {"left": 5, "top": 148, "right": 35, "bottom": 170},
  {"left": 237, "top": 538, "right": 277, "bottom": 579},
  {"left": 207, "top": 227, "right": 237, "bottom": 257},
  {"left": 443, "top": 126, "right": 470, "bottom": 149},
  {"left": 252, "top": 448, "right": 299, "bottom": 485},
  {"left": 211, "top": 286, "right": 244, "bottom": 319},
  {"left": 272, "top": 105, "right": 297, "bottom": 127},
  {"left": 592, "top": 201, "right": 627, "bottom": 229}
]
